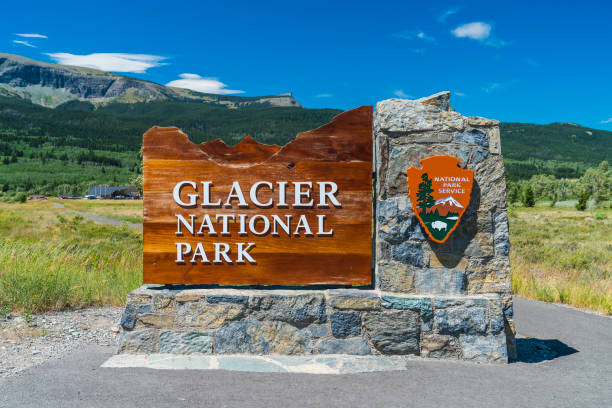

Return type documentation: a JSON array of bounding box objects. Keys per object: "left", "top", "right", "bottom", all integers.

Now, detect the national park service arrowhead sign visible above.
[{"left": 406, "top": 155, "right": 474, "bottom": 243}]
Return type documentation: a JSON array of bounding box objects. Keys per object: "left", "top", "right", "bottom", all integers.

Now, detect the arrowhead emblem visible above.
[{"left": 406, "top": 155, "right": 474, "bottom": 243}]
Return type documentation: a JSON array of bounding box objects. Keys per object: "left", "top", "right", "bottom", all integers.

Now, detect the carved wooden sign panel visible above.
[{"left": 143, "top": 106, "right": 373, "bottom": 285}]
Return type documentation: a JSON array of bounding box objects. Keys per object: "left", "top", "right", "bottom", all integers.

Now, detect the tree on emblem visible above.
[{"left": 416, "top": 173, "right": 435, "bottom": 215}]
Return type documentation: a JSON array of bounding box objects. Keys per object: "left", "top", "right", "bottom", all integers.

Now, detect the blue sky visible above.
[{"left": 4, "top": 0, "right": 612, "bottom": 129}]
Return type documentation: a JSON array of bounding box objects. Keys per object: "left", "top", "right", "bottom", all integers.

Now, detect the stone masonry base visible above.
[{"left": 118, "top": 286, "right": 509, "bottom": 363}]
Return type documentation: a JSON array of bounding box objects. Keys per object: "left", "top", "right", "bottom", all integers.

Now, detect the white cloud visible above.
[
  {"left": 13, "top": 40, "right": 36, "bottom": 48},
  {"left": 452, "top": 22, "right": 491, "bottom": 40},
  {"left": 601, "top": 118, "right": 612, "bottom": 124},
  {"left": 16, "top": 33, "right": 47, "bottom": 38},
  {"left": 452, "top": 22, "right": 507, "bottom": 47},
  {"left": 394, "top": 89, "right": 412, "bottom": 98},
  {"left": 437, "top": 7, "right": 461, "bottom": 23},
  {"left": 393, "top": 30, "right": 434, "bottom": 42},
  {"left": 45, "top": 53, "right": 166, "bottom": 73},
  {"left": 454, "top": 91, "right": 466, "bottom": 97},
  {"left": 166, "top": 73, "right": 244, "bottom": 95},
  {"left": 315, "top": 93, "right": 332, "bottom": 98}
]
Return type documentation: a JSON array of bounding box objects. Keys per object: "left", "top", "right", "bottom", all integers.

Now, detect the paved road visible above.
[
  {"left": 1, "top": 297, "right": 611, "bottom": 408},
  {"left": 52, "top": 202, "right": 142, "bottom": 229}
]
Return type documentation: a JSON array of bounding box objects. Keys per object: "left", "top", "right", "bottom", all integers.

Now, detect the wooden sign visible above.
[
  {"left": 406, "top": 155, "right": 474, "bottom": 243},
  {"left": 143, "top": 106, "right": 373, "bottom": 285}
]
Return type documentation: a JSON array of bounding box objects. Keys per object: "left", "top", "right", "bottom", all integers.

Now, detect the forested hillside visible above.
[{"left": 0, "top": 94, "right": 610, "bottom": 199}]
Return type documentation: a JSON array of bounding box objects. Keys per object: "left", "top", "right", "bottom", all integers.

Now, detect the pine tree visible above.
[
  {"left": 416, "top": 173, "right": 435, "bottom": 215},
  {"left": 522, "top": 185, "right": 535, "bottom": 207}
]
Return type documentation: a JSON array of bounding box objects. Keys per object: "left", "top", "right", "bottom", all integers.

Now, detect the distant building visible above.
[{"left": 87, "top": 185, "right": 139, "bottom": 198}]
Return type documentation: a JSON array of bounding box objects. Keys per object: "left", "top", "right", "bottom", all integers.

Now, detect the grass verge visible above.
[{"left": 509, "top": 206, "right": 612, "bottom": 314}]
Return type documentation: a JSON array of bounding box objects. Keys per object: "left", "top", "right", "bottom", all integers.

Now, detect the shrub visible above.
[
  {"left": 13, "top": 192, "right": 27, "bottom": 203},
  {"left": 576, "top": 190, "right": 590, "bottom": 211}
]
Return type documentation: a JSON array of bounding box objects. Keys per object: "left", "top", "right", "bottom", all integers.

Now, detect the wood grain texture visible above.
[{"left": 143, "top": 106, "right": 373, "bottom": 285}]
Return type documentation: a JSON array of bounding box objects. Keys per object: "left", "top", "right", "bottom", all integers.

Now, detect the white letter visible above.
[
  {"left": 216, "top": 214, "right": 235, "bottom": 235},
  {"left": 277, "top": 182, "right": 288, "bottom": 207},
  {"left": 175, "top": 214, "right": 195, "bottom": 235},
  {"left": 173, "top": 181, "right": 198, "bottom": 207},
  {"left": 197, "top": 214, "right": 216, "bottom": 235},
  {"left": 249, "top": 215, "right": 270, "bottom": 236},
  {"left": 250, "top": 181, "right": 273, "bottom": 207},
  {"left": 238, "top": 214, "right": 248, "bottom": 235},
  {"left": 294, "top": 215, "right": 313, "bottom": 235},
  {"left": 190, "top": 243, "right": 209, "bottom": 263},
  {"left": 225, "top": 181, "right": 248, "bottom": 208},
  {"left": 272, "top": 215, "right": 291, "bottom": 236},
  {"left": 317, "top": 214, "right": 334, "bottom": 236},
  {"left": 317, "top": 181, "right": 341, "bottom": 208},
  {"left": 293, "top": 182, "right": 314, "bottom": 208},
  {"left": 214, "top": 243, "right": 232, "bottom": 263},
  {"left": 201, "top": 181, "right": 221, "bottom": 207},
  {"left": 236, "top": 242, "right": 256, "bottom": 264},
  {"left": 175, "top": 242, "right": 191, "bottom": 263}
]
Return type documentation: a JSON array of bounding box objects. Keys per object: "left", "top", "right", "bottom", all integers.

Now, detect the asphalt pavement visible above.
[{"left": 1, "top": 297, "right": 611, "bottom": 408}]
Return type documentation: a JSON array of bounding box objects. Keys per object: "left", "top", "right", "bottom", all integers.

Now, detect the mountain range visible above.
[{"left": 0, "top": 53, "right": 301, "bottom": 109}]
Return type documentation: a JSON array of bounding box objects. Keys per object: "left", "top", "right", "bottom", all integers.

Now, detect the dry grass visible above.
[
  {"left": 509, "top": 206, "right": 612, "bottom": 314},
  {"left": 0, "top": 200, "right": 142, "bottom": 313}
]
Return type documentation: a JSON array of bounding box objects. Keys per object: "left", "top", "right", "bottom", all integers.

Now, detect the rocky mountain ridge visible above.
[{"left": 0, "top": 53, "right": 301, "bottom": 109}]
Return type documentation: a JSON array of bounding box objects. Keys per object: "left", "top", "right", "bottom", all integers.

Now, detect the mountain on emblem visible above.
[
  {"left": 406, "top": 155, "right": 474, "bottom": 243},
  {"left": 431, "top": 196, "right": 463, "bottom": 217}
]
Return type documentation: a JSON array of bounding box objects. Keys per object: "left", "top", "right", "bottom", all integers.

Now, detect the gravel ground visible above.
[{"left": 0, "top": 307, "right": 122, "bottom": 378}]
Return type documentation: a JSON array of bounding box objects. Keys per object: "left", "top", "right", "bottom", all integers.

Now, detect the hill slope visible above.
[{"left": 500, "top": 122, "right": 612, "bottom": 180}]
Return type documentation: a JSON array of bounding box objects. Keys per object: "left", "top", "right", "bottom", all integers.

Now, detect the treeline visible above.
[{"left": 507, "top": 161, "right": 611, "bottom": 210}]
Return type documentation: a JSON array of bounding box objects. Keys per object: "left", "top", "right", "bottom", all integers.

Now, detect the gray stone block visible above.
[
  {"left": 177, "top": 301, "right": 244, "bottom": 329},
  {"left": 120, "top": 303, "right": 137, "bottom": 330},
  {"left": 470, "top": 147, "right": 489, "bottom": 164},
  {"left": 305, "top": 325, "right": 330, "bottom": 338},
  {"left": 330, "top": 312, "right": 361, "bottom": 337},
  {"left": 454, "top": 128, "right": 488, "bottom": 147},
  {"left": 206, "top": 295, "right": 249, "bottom": 305},
  {"left": 119, "top": 329, "right": 159, "bottom": 354},
  {"left": 364, "top": 310, "right": 419, "bottom": 355},
  {"left": 329, "top": 294, "right": 381, "bottom": 311},
  {"left": 249, "top": 294, "right": 327, "bottom": 324},
  {"left": 414, "top": 269, "right": 466, "bottom": 295},
  {"left": 460, "top": 333, "right": 508, "bottom": 363},
  {"left": 494, "top": 210, "right": 510, "bottom": 256},
  {"left": 381, "top": 295, "right": 433, "bottom": 317},
  {"left": 316, "top": 338, "right": 371, "bottom": 355},
  {"left": 434, "top": 297, "right": 488, "bottom": 309},
  {"left": 434, "top": 308, "right": 487, "bottom": 335},
  {"left": 392, "top": 242, "right": 425, "bottom": 266},
  {"left": 214, "top": 321, "right": 307, "bottom": 355},
  {"left": 160, "top": 332, "right": 213, "bottom": 354}
]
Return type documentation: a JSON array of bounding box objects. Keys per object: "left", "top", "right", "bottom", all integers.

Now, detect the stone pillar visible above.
[{"left": 374, "top": 91, "right": 516, "bottom": 359}]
